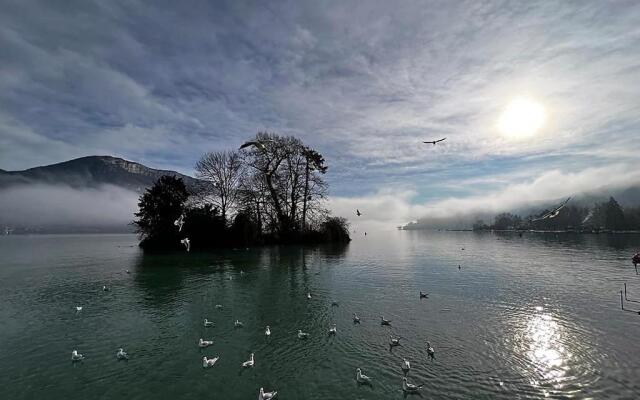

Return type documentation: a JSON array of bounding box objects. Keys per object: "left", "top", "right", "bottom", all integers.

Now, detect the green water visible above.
[{"left": 0, "top": 231, "right": 639, "bottom": 399}]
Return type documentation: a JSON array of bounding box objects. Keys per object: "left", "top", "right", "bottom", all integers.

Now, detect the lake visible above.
[{"left": 0, "top": 231, "right": 639, "bottom": 399}]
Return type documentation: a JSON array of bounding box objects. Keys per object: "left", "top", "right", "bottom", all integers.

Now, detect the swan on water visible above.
[
  {"left": 204, "top": 319, "right": 214, "bottom": 327},
  {"left": 328, "top": 324, "right": 337, "bottom": 335},
  {"left": 199, "top": 338, "right": 213, "bottom": 348},
  {"left": 241, "top": 353, "right": 254, "bottom": 368},
  {"left": 258, "top": 387, "right": 277, "bottom": 399},
  {"left": 419, "top": 291, "right": 428, "bottom": 299},
  {"left": 265, "top": 326, "right": 271, "bottom": 336},
  {"left": 298, "top": 330, "right": 310, "bottom": 339},
  {"left": 116, "top": 348, "right": 129, "bottom": 360},
  {"left": 75, "top": 306, "right": 83, "bottom": 313},
  {"left": 427, "top": 341, "right": 435, "bottom": 358},
  {"left": 402, "top": 377, "right": 423, "bottom": 393},
  {"left": 202, "top": 356, "right": 219, "bottom": 368},
  {"left": 215, "top": 304, "right": 223, "bottom": 309},
  {"left": 353, "top": 313, "right": 360, "bottom": 323},
  {"left": 380, "top": 316, "right": 391, "bottom": 326},
  {"left": 401, "top": 358, "right": 410, "bottom": 374},
  {"left": 356, "top": 368, "right": 372, "bottom": 384},
  {"left": 389, "top": 336, "right": 401, "bottom": 347},
  {"left": 234, "top": 319, "right": 244, "bottom": 328},
  {"left": 180, "top": 238, "right": 191, "bottom": 252},
  {"left": 71, "top": 350, "right": 84, "bottom": 362}
]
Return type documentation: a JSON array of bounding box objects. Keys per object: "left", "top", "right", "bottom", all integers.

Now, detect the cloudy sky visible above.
[{"left": 2, "top": 0, "right": 640, "bottom": 227}]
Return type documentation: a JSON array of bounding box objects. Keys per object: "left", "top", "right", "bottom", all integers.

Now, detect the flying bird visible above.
[
  {"left": 71, "top": 350, "right": 84, "bottom": 362},
  {"left": 423, "top": 137, "right": 446, "bottom": 145},
  {"left": 356, "top": 209, "right": 362, "bottom": 217},
  {"left": 239, "top": 139, "right": 274, "bottom": 151},
  {"left": 328, "top": 324, "right": 337, "bottom": 335},
  {"left": 241, "top": 353, "right": 254, "bottom": 368},
  {"left": 198, "top": 338, "right": 214, "bottom": 348},
  {"left": 202, "top": 356, "right": 219, "bottom": 368},
  {"left": 181, "top": 238, "right": 191, "bottom": 252},
  {"left": 258, "top": 387, "right": 278, "bottom": 400},
  {"left": 531, "top": 197, "right": 572, "bottom": 222},
  {"left": 174, "top": 214, "right": 184, "bottom": 232}
]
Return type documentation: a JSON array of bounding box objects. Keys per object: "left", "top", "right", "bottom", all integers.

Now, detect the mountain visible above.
[{"left": 0, "top": 156, "right": 202, "bottom": 193}]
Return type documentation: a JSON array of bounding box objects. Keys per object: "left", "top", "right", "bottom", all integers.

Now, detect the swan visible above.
[
  {"left": 258, "top": 387, "right": 277, "bottom": 399},
  {"left": 401, "top": 358, "right": 410, "bottom": 374},
  {"left": 402, "top": 377, "right": 423, "bottom": 393},
  {"left": 234, "top": 320, "right": 244, "bottom": 328},
  {"left": 328, "top": 324, "right": 337, "bottom": 335},
  {"left": 215, "top": 304, "right": 223, "bottom": 309},
  {"left": 297, "top": 330, "right": 309, "bottom": 339},
  {"left": 116, "top": 348, "right": 129, "bottom": 360},
  {"left": 419, "top": 291, "right": 428, "bottom": 299},
  {"left": 265, "top": 326, "right": 271, "bottom": 336},
  {"left": 380, "top": 316, "right": 391, "bottom": 326},
  {"left": 204, "top": 319, "right": 214, "bottom": 327},
  {"left": 427, "top": 341, "right": 435, "bottom": 358},
  {"left": 389, "top": 336, "right": 401, "bottom": 347},
  {"left": 241, "top": 353, "right": 254, "bottom": 368},
  {"left": 353, "top": 313, "right": 360, "bottom": 323},
  {"left": 75, "top": 306, "right": 83, "bottom": 313},
  {"left": 199, "top": 338, "right": 213, "bottom": 348},
  {"left": 202, "top": 356, "right": 219, "bottom": 368},
  {"left": 356, "top": 368, "right": 372, "bottom": 384},
  {"left": 71, "top": 350, "right": 84, "bottom": 362}
]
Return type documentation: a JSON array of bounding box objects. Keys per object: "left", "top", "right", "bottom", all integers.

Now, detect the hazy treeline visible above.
[
  {"left": 134, "top": 133, "right": 350, "bottom": 251},
  {"left": 474, "top": 196, "right": 640, "bottom": 231}
]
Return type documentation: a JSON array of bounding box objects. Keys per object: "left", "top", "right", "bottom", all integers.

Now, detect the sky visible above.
[{"left": 2, "top": 0, "right": 640, "bottom": 228}]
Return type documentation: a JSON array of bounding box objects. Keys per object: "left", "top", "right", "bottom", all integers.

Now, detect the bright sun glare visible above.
[{"left": 498, "top": 98, "right": 546, "bottom": 139}]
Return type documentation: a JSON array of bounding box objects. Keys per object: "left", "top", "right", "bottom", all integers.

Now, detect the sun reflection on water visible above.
[{"left": 525, "top": 309, "right": 571, "bottom": 392}]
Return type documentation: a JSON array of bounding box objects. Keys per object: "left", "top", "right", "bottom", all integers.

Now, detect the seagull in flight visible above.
[
  {"left": 423, "top": 137, "right": 446, "bottom": 145},
  {"left": 258, "top": 387, "right": 278, "bottom": 400},
  {"left": 174, "top": 214, "right": 185, "bottom": 232},
  {"left": 356, "top": 209, "right": 362, "bottom": 217},
  {"left": 180, "top": 238, "right": 191, "bottom": 252},
  {"left": 239, "top": 139, "right": 274, "bottom": 151},
  {"left": 531, "top": 197, "right": 572, "bottom": 222}
]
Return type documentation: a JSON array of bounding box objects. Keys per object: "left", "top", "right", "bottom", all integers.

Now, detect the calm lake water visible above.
[{"left": 1, "top": 231, "right": 639, "bottom": 399}]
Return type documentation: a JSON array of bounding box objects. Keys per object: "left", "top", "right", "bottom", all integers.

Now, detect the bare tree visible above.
[{"left": 195, "top": 150, "right": 244, "bottom": 223}]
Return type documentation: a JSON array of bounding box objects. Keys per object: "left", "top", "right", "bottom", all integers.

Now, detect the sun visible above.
[{"left": 498, "top": 97, "right": 546, "bottom": 139}]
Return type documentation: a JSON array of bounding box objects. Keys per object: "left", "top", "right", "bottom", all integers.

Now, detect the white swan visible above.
[
  {"left": 204, "top": 319, "right": 214, "bottom": 327},
  {"left": 427, "top": 341, "right": 435, "bottom": 358},
  {"left": 297, "top": 330, "right": 309, "bottom": 339},
  {"left": 116, "top": 348, "right": 129, "bottom": 360},
  {"left": 180, "top": 238, "right": 190, "bottom": 252},
  {"left": 241, "top": 353, "right": 254, "bottom": 368},
  {"left": 258, "top": 387, "right": 277, "bottom": 400},
  {"left": 380, "top": 316, "right": 391, "bottom": 326},
  {"left": 265, "top": 326, "right": 271, "bottom": 336},
  {"left": 75, "top": 306, "right": 83, "bottom": 313},
  {"left": 71, "top": 350, "right": 84, "bottom": 361},
  {"left": 402, "top": 377, "right": 423, "bottom": 393},
  {"left": 328, "top": 324, "right": 337, "bottom": 335},
  {"left": 401, "top": 358, "right": 410, "bottom": 374},
  {"left": 390, "top": 336, "right": 401, "bottom": 347},
  {"left": 199, "top": 338, "right": 213, "bottom": 348},
  {"left": 234, "top": 319, "right": 244, "bottom": 328},
  {"left": 202, "top": 356, "right": 219, "bottom": 368},
  {"left": 356, "top": 368, "right": 372, "bottom": 384}
]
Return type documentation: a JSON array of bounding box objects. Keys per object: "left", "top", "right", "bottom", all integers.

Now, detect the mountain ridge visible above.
[{"left": 0, "top": 155, "right": 203, "bottom": 193}]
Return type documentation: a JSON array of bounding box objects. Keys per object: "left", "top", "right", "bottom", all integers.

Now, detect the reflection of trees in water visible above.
[{"left": 132, "top": 243, "right": 349, "bottom": 310}]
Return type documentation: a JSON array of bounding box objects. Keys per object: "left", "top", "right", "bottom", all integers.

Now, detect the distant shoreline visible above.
[{"left": 401, "top": 228, "right": 640, "bottom": 234}]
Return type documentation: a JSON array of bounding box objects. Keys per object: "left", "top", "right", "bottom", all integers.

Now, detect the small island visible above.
[{"left": 133, "top": 132, "right": 350, "bottom": 252}]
